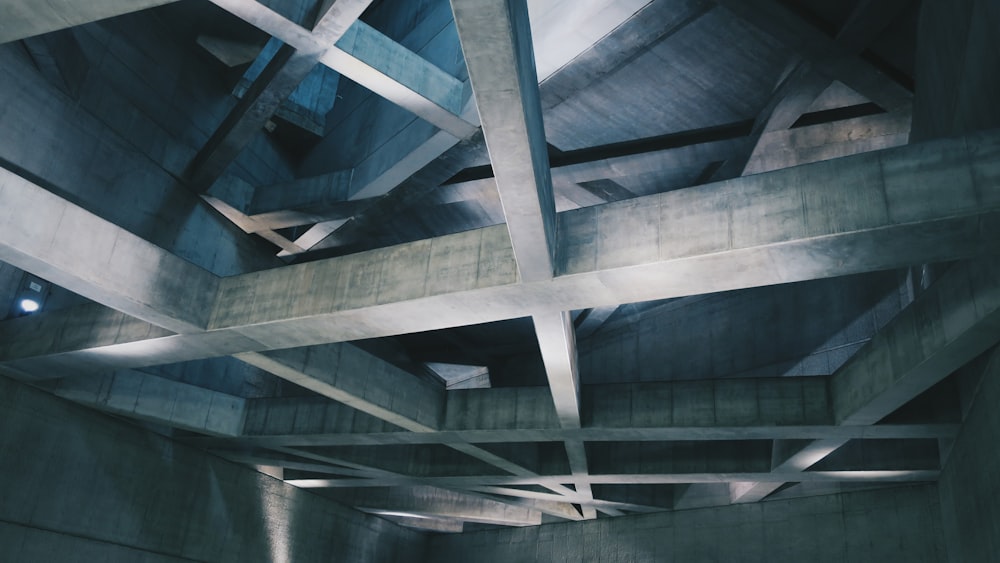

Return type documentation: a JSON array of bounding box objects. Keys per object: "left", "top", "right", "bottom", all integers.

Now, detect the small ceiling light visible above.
[
  {"left": 18, "top": 298, "right": 40, "bottom": 313},
  {"left": 8, "top": 274, "right": 50, "bottom": 318}
]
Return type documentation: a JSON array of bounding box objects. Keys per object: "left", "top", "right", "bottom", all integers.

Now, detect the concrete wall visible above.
[
  {"left": 0, "top": 376, "right": 426, "bottom": 562},
  {"left": 911, "top": 0, "right": 1000, "bottom": 141},
  {"left": 937, "top": 351, "right": 1000, "bottom": 562},
  {"left": 0, "top": 17, "right": 279, "bottom": 276},
  {"left": 425, "top": 485, "right": 945, "bottom": 562}
]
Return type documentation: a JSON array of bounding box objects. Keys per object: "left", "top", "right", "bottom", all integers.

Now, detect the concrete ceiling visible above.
[{"left": 0, "top": 0, "right": 996, "bottom": 534}]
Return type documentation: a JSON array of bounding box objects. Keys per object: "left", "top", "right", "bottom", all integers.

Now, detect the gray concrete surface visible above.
[
  {"left": 938, "top": 348, "right": 1000, "bottom": 562},
  {"left": 0, "top": 375, "right": 426, "bottom": 562},
  {"left": 426, "top": 484, "right": 945, "bottom": 562}
]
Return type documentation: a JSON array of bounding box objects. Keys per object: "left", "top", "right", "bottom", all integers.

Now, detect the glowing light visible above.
[{"left": 19, "top": 298, "right": 40, "bottom": 313}]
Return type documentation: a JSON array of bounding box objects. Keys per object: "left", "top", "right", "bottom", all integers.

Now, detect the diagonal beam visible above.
[
  {"left": 190, "top": 0, "right": 374, "bottom": 189},
  {"left": 238, "top": 345, "right": 588, "bottom": 510},
  {"left": 318, "top": 21, "right": 477, "bottom": 139},
  {"left": 236, "top": 345, "right": 444, "bottom": 433},
  {"left": 3, "top": 132, "right": 1000, "bottom": 371},
  {"left": 731, "top": 254, "right": 1000, "bottom": 503},
  {"left": 266, "top": 446, "right": 585, "bottom": 521},
  {"left": 715, "top": 0, "right": 912, "bottom": 181},
  {"left": 209, "top": 0, "right": 475, "bottom": 139},
  {"left": 470, "top": 486, "right": 665, "bottom": 514}
]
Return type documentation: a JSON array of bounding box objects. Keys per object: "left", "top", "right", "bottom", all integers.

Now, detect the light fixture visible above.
[
  {"left": 9, "top": 274, "right": 50, "bottom": 318},
  {"left": 18, "top": 298, "right": 40, "bottom": 313}
]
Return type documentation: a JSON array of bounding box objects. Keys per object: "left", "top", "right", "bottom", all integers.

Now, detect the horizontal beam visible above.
[
  {"left": 322, "top": 486, "right": 543, "bottom": 526},
  {"left": 4, "top": 132, "right": 1000, "bottom": 370},
  {"left": 193, "top": 423, "right": 958, "bottom": 449},
  {"left": 207, "top": 131, "right": 1000, "bottom": 346},
  {"left": 288, "top": 470, "right": 940, "bottom": 488}
]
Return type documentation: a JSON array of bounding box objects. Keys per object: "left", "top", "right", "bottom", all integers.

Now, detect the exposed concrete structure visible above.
[{"left": 0, "top": 0, "right": 999, "bottom": 560}]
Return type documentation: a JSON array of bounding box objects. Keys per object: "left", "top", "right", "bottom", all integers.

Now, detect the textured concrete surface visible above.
[
  {"left": 0, "top": 375, "right": 426, "bottom": 562},
  {"left": 426, "top": 485, "right": 945, "bottom": 562},
  {"left": 912, "top": 0, "right": 1000, "bottom": 141},
  {"left": 938, "top": 349, "right": 1000, "bottom": 562}
]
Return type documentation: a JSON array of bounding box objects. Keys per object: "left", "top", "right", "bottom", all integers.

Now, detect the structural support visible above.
[
  {"left": 452, "top": 0, "right": 556, "bottom": 283},
  {"left": 3, "top": 131, "right": 1000, "bottom": 373},
  {"left": 288, "top": 470, "right": 940, "bottom": 489},
  {"left": 0, "top": 166, "right": 217, "bottom": 334},
  {"left": 207, "top": 0, "right": 475, "bottom": 139},
  {"left": 533, "top": 311, "right": 582, "bottom": 428},
  {"left": 716, "top": 0, "right": 912, "bottom": 181},
  {"left": 190, "top": 0, "right": 375, "bottom": 189},
  {"left": 453, "top": 0, "right": 598, "bottom": 515},
  {"left": 731, "top": 254, "right": 1000, "bottom": 502}
]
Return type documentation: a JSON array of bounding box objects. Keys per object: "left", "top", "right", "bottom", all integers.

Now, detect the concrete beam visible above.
[
  {"left": 449, "top": 0, "right": 590, "bottom": 496},
  {"left": 719, "top": 0, "right": 912, "bottom": 180},
  {"left": 833, "top": 257, "right": 1000, "bottom": 425},
  {"left": 238, "top": 347, "right": 586, "bottom": 506},
  {"left": 46, "top": 370, "right": 246, "bottom": 437},
  {"left": 237, "top": 344, "right": 444, "bottom": 433},
  {"left": 743, "top": 110, "right": 912, "bottom": 175},
  {"left": 265, "top": 445, "right": 586, "bottom": 521},
  {"left": 377, "top": 514, "right": 464, "bottom": 533},
  {"left": 731, "top": 252, "right": 1000, "bottom": 503},
  {"left": 206, "top": 422, "right": 956, "bottom": 449},
  {"left": 320, "top": 21, "right": 476, "bottom": 139},
  {"left": 324, "top": 486, "right": 543, "bottom": 527},
  {"left": 180, "top": 377, "right": 959, "bottom": 449},
  {"left": 214, "top": 442, "right": 585, "bottom": 522},
  {"left": 288, "top": 469, "right": 940, "bottom": 489},
  {"left": 208, "top": 132, "right": 1000, "bottom": 349},
  {"left": 0, "top": 0, "right": 178, "bottom": 44},
  {"left": 729, "top": 438, "right": 846, "bottom": 503},
  {"left": 451, "top": 0, "right": 556, "bottom": 282},
  {"left": 470, "top": 486, "right": 665, "bottom": 514},
  {"left": 209, "top": 0, "right": 475, "bottom": 140},
  {"left": 190, "top": 0, "right": 373, "bottom": 189},
  {"left": 283, "top": 129, "right": 743, "bottom": 242},
  {"left": 0, "top": 167, "right": 218, "bottom": 334},
  {"left": 533, "top": 311, "right": 581, "bottom": 428},
  {"left": 4, "top": 132, "right": 1000, "bottom": 370},
  {"left": 262, "top": 437, "right": 939, "bottom": 486}
]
